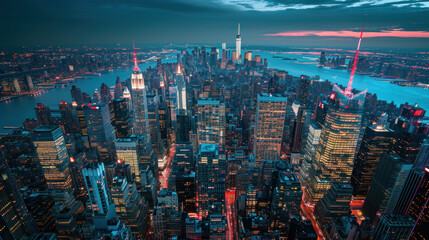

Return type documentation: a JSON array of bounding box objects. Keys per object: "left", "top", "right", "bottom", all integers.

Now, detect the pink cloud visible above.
[{"left": 264, "top": 30, "right": 429, "bottom": 38}]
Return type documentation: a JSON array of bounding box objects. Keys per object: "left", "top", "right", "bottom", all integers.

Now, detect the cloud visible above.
[{"left": 264, "top": 30, "right": 429, "bottom": 38}]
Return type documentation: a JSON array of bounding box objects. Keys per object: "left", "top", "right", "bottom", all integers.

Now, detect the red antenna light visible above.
[
  {"left": 132, "top": 41, "right": 140, "bottom": 72},
  {"left": 345, "top": 16, "right": 366, "bottom": 96}
]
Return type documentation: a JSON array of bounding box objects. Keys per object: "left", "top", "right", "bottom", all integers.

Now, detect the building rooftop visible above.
[
  {"left": 32, "top": 125, "right": 59, "bottom": 132},
  {"left": 258, "top": 93, "right": 288, "bottom": 102},
  {"left": 197, "top": 98, "right": 221, "bottom": 105},
  {"left": 199, "top": 143, "right": 217, "bottom": 153}
]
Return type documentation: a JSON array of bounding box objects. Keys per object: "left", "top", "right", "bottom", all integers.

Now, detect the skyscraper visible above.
[
  {"left": 115, "top": 135, "right": 157, "bottom": 186},
  {"left": 197, "top": 98, "right": 226, "bottom": 147},
  {"left": 100, "top": 82, "right": 112, "bottom": 103},
  {"left": 235, "top": 23, "right": 241, "bottom": 63},
  {"left": 147, "top": 94, "right": 164, "bottom": 156},
  {"left": 391, "top": 104, "right": 428, "bottom": 162},
  {"left": 82, "top": 162, "right": 117, "bottom": 229},
  {"left": 413, "top": 138, "right": 429, "bottom": 171},
  {"left": 131, "top": 42, "right": 150, "bottom": 137},
  {"left": 0, "top": 153, "right": 38, "bottom": 239},
  {"left": 122, "top": 87, "right": 132, "bottom": 111},
  {"left": 196, "top": 144, "right": 226, "bottom": 217},
  {"left": 351, "top": 114, "right": 394, "bottom": 200},
  {"left": 298, "top": 75, "right": 311, "bottom": 107},
  {"left": 59, "top": 101, "right": 79, "bottom": 134},
  {"left": 31, "top": 125, "right": 73, "bottom": 192},
  {"left": 270, "top": 166, "right": 302, "bottom": 231},
  {"left": 305, "top": 86, "right": 366, "bottom": 205},
  {"left": 110, "top": 98, "right": 131, "bottom": 138},
  {"left": 300, "top": 124, "right": 322, "bottom": 181},
  {"left": 253, "top": 93, "right": 287, "bottom": 167},
  {"left": 83, "top": 102, "right": 117, "bottom": 164},
  {"left": 314, "top": 182, "right": 353, "bottom": 227},
  {"left": 152, "top": 189, "right": 182, "bottom": 239},
  {"left": 168, "top": 84, "right": 178, "bottom": 142},
  {"left": 30, "top": 126, "right": 83, "bottom": 238},
  {"left": 111, "top": 176, "right": 149, "bottom": 238},
  {"left": 406, "top": 166, "right": 429, "bottom": 239},
  {"left": 35, "top": 103, "right": 54, "bottom": 125},
  {"left": 373, "top": 214, "right": 414, "bottom": 240},
  {"left": 114, "top": 77, "right": 123, "bottom": 99},
  {"left": 93, "top": 88, "right": 101, "bottom": 103},
  {"left": 307, "top": 23, "right": 366, "bottom": 206},
  {"left": 71, "top": 85, "right": 83, "bottom": 104},
  {"left": 362, "top": 153, "right": 412, "bottom": 222},
  {"left": 176, "top": 65, "right": 187, "bottom": 112},
  {"left": 176, "top": 110, "right": 191, "bottom": 143}
]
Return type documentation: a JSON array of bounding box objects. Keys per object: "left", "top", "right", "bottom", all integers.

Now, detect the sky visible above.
[{"left": 1, "top": 0, "right": 429, "bottom": 49}]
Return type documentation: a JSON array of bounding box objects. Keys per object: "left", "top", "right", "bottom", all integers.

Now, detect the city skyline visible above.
[
  {"left": 0, "top": 2, "right": 429, "bottom": 239},
  {"left": 1, "top": 0, "right": 429, "bottom": 48}
]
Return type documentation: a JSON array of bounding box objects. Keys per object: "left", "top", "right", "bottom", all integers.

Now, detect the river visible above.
[{"left": 0, "top": 50, "right": 428, "bottom": 133}]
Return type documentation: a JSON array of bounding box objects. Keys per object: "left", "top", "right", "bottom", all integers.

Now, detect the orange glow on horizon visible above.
[{"left": 265, "top": 30, "right": 429, "bottom": 38}]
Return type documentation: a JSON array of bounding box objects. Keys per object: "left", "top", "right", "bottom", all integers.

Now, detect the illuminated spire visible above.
[
  {"left": 177, "top": 64, "right": 182, "bottom": 74},
  {"left": 237, "top": 23, "right": 241, "bottom": 37},
  {"left": 345, "top": 21, "right": 365, "bottom": 96},
  {"left": 133, "top": 41, "right": 140, "bottom": 72}
]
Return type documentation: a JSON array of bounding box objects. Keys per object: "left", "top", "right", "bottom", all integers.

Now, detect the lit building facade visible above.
[
  {"left": 305, "top": 87, "right": 365, "bottom": 205},
  {"left": 197, "top": 98, "right": 226, "bottom": 147},
  {"left": 196, "top": 144, "right": 226, "bottom": 217},
  {"left": 253, "top": 93, "right": 287, "bottom": 167}
]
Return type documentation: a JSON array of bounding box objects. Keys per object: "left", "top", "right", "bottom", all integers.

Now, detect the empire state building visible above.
[{"left": 131, "top": 42, "right": 150, "bottom": 136}]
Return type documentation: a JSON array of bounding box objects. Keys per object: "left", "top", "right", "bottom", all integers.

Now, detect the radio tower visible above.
[{"left": 344, "top": 20, "right": 365, "bottom": 96}]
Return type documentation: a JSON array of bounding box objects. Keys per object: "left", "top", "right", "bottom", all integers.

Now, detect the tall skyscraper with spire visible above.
[
  {"left": 304, "top": 25, "right": 367, "bottom": 206},
  {"left": 176, "top": 65, "right": 187, "bottom": 112},
  {"left": 131, "top": 42, "right": 150, "bottom": 137},
  {"left": 235, "top": 23, "right": 241, "bottom": 63}
]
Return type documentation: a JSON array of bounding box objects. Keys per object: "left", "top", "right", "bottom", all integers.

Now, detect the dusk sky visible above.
[{"left": 1, "top": 0, "right": 429, "bottom": 49}]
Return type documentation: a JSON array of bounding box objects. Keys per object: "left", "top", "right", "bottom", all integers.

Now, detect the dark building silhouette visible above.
[
  {"left": 362, "top": 153, "right": 412, "bottom": 222},
  {"left": 35, "top": 103, "right": 54, "bottom": 125},
  {"left": 59, "top": 101, "right": 79, "bottom": 134},
  {"left": 110, "top": 98, "right": 131, "bottom": 138},
  {"left": 351, "top": 114, "right": 394, "bottom": 200},
  {"left": 314, "top": 182, "right": 352, "bottom": 227},
  {"left": 406, "top": 166, "right": 429, "bottom": 239},
  {"left": 0, "top": 153, "right": 38, "bottom": 239},
  {"left": 71, "top": 85, "right": 83, "bottom": 104}
]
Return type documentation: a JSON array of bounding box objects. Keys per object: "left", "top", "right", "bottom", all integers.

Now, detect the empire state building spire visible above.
[{"left": 133, "top": 40, "right": 140, "bottom": 72}]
